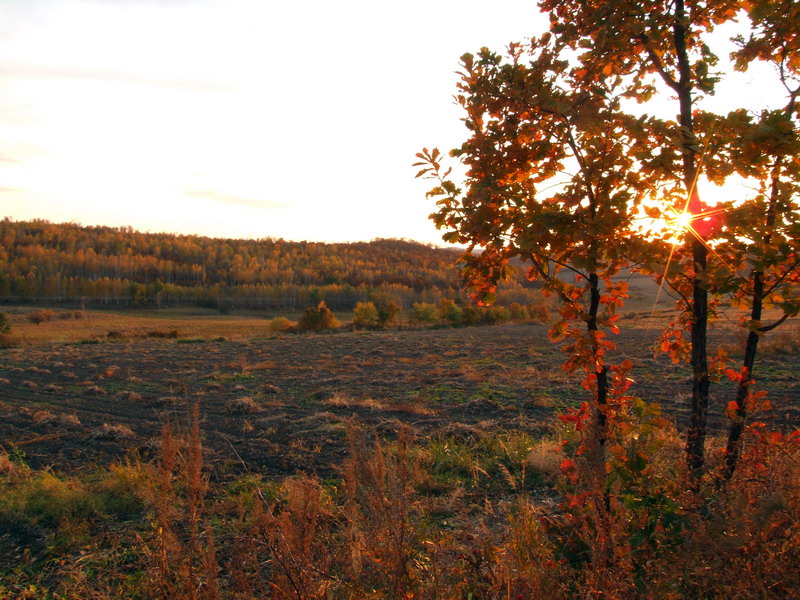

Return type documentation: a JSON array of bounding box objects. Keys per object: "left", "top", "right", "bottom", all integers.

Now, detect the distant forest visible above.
[{"left": 0, "top": 219, "right": 543, "bottom": 311}]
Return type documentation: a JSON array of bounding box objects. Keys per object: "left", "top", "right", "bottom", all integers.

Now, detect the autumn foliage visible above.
[{"left": 415, "top": 0, "right": 800, "bottom": 594}]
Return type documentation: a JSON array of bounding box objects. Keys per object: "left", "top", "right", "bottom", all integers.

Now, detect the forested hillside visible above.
[{"left": 0, "top": 219, "right": 541, "bottom": 310}]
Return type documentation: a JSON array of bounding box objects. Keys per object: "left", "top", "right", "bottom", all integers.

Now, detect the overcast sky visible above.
[{"left": 0, "top": 0, "right": 549, "bottom": 244}]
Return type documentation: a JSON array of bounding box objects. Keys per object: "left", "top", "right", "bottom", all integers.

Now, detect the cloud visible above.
[
  {"left": 0, "top": 62, "right": 234, "bottom": 93},
  {"left": 183, "top": 188, "right": 288, "bottom": 210}
]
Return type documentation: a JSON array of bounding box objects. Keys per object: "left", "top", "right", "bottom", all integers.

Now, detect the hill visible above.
[{"left": 0, "top": 218, "right": 542, "bottom": 311}]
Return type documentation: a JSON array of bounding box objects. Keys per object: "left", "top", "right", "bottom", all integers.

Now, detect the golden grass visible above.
[{"left": 5, "top": 309, "right": 280, "bottom": 345}]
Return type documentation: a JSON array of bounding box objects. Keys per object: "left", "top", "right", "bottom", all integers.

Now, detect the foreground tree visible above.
[
  {"left": 718, "top": 0, "right": 800, "bottom": 479},
  {"left": 417, "top": 35, "right": 651, "bottom": 533},
  {"left": 532, "top": 0, "right": 758, "bottom": 474},
  {"left": 421, "top": 0, "right": 800, "bottom": 482}
]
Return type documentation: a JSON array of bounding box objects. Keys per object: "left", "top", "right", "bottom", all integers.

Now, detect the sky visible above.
[
  {"left": 0, "top": 0, "right": 549, "bottom": 245},
  {"left": 0, "top": 2, "right": 786, "bottom": 247}
]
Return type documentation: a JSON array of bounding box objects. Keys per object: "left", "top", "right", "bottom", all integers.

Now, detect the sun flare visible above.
[{"left": 671, "top": 209, "right": 693, "bottom": 232}]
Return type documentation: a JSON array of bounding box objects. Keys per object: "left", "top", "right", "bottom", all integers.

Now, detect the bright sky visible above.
[{"left": 0, "top": 0, "right": 549, "bottom": 244}]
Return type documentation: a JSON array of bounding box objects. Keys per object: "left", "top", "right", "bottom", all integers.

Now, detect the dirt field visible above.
[{"left": 2, "top": 322, "right": 799, "bottom": 481}]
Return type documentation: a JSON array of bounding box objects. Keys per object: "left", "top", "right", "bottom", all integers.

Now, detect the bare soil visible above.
[{"left": 2, "top": 323, "right": 799, "bottom": 480}]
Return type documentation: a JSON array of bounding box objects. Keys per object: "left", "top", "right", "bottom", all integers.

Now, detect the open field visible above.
[
  {"left": 0, "top": 307, "right": 308, "bottom": 346},
  {"left": 2, "top": 313, "right": 800, "bottom": 598},
  {"left": 2, "top": 316, "right": 799, "bottom": 476}
]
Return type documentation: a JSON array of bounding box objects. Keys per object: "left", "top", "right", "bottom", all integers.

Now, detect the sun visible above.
[{"left": 671, "top": 209, "right": 693, "bottom": 232}]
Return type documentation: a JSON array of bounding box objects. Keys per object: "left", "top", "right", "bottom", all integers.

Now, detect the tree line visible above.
[{"left": 0, "top": 218, "right": 544, "bottom": 311}]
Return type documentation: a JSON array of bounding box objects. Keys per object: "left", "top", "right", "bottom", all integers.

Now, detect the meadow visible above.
[{"left": 1, "top": 307, "right": 799, "bottom": 598}]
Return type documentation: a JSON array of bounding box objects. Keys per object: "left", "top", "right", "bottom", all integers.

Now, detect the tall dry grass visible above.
[{"left": 1, "top": 405, "right": 798, "bottom": 599}]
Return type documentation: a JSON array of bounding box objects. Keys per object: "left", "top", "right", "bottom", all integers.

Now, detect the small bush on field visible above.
[
  {"left": 482, "top": 304, "right": 511, "bottom": 325},
  {"left": 438, "top": 298, "right": 463, "bottom": 326},
  {"left": 508, "top": 302, "right": 530, "bottom": 321},
  {"left": 297, "top": 301, "right": 339, "bottom": 332},
  {"left": 410, "top": 301, "right": 438, "bottom": 324},
  {"left": 27, "top": 309, "right": 54, "bottom": 325},
  {"left": 353, "top": 301, "right": 379, "bottom": 328},
  {"left": 269, "top": 316, "right": 294, "bottom": 332},
  {"left": 147, "top": 329, "right": 179, "bottom": 339},
  {"left": 57, "top": 310, "right": 84, "bottom": 320},
  {"left": 0, "top": 311, "right": 11, "bottom": 334},
  {"left": 376, "top": 299, "right": 401, "bottom": 327},
  {"left": 527, "top": 303, "right": 550, "bottom": 323}
]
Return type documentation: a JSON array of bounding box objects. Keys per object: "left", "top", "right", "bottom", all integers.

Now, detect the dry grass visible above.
[
  {"left": 526, "top": 438, "right": 564, "bottom": 477},
  {"left": 224, "top": 396, "right": 264, "bottom": 414},
  {"left": 88, "top": 423, "right": 136, "bottom": 441},
  {"left": 4, "top": 308, "right": 287, "bottom": 345},
  {"left": 1, "top": 411, "right": 799, "bottom": 599},
  {"left": 0, "top": 450, "right": 17, "bottom": 477}
]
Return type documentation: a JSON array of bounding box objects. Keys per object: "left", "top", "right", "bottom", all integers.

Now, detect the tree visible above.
[
  {"left": 717, "top": 0, "right": 800, "bottom": 479},
  {"left": 436, "top": 298, "right": 463, "bottom": 326},
  {"left": 376, "top": 300, "right": 401, "bottom": 328},
  {"left": 532, "top": 0, "right": 764, "bottom": 475},
  {"left": 298, "top": 301, "right": 339, "bottom": 333},
  {"left": 417, "top": 35, "right": 649, "bottom": 485},
  {"left": 420, "top": 1, "right": 800, "bottom": 483},
  {"left": 353, "top": 301, "right": 379, "bottom": 328},
  {"left": 410, "top": 302, "right": 438, "bottom": 325}
]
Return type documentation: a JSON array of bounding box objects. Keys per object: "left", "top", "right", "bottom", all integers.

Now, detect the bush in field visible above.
[
  {"left": 269, "top": 317, "right": 294, "bottom": 333},
  {"left": 27, "top": 309, "right": 54, "bottom": 325},
  {"left": 527, "top": 303, "right": 550, "bottom": 324},
  {"left": 482, "top": 305, "right": 511, "bottom": 325},
  {"left": 0, "top": 311, "right": 10, "bottom": 335},
  {"left": 376, "top": 299, "right": 401, "bottom": 328},
  {"left": 353, "top": 301, "right": 379, "bottom": 329},
  {"left": 508, "top": 302, "right": 529, "bottom": 321},
  {"left": 461, "top": 304, "right": 482, "bottom": 326},
  {"left": 437, "top": 298, "right": 462, "bottom": 326},
  {"left": 56, "top": 310, "right": 83, "bottom": 320},
  {"left": 297, "top": 301, "right": 339, "bottom": 332},
  {"left": 410, "top": 302, "right": 438, "bottom": 325}
]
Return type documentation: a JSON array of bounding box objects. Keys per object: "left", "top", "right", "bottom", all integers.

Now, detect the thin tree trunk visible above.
[
  {"left": 722, "top": 162, "right": 781, "bottom": 480},
  {"left": 671, "top": 0, "right": 712, "bottom": 474},
  {"left": 588, "top": 271, "right": 609, "bottom": 451},
  {"left": 721, "top": 290, "right": 762, "bottom": 481},
  {"left": 686, "top": 238, "right": 711, "bottom": 473}
]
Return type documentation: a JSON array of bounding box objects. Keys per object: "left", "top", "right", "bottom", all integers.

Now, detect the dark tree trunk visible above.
[
  {"left": 686, "top": 238, "right": 711, "bottom": 473},
  {"left": 588, "top": 272, "right": 609, "bottom": 451},
  {"left": 722, "top": 163, "right": 781, "bottom": 481},
  {"left": 721, "top": 293, "right": 762, "bottom": 481},
  {"left": 670, "top": 0, "right": 712, "bottom": 475}
]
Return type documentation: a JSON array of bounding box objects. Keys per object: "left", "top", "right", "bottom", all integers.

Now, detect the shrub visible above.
[
  {"left": 26, "top": 309, "right": 54, "bottom": 325},
  {"left": 376, "top": 299, "right": 401, "bottom": 327},
  {"left": 146, "top": 329, "right": 179, "bottom": 339},
  {"left": 437, "top": 298, "right": 463, "bottom": 326},
  {"left": 410, "top": 302, "right": 437, "bottom": 324},
  {"left": 353, "top": 301, "right": 379, "bottom": 328},
  {"left": 527, "top": 303, "right": 550, "bottom": 323},
  {"left": 57, "top": 310, "right": 83, "bottom": 320},
  {"left": 482, "top": 305, "right": 511, "bottom": 325},
  {"left": 461, "top": 304, "right": 483, "bottom": 326},
  {"left": 297, "top": 301, "right": 339, "bottom": 332},
  {"left": 508, "top": 302, "right": 530, "bottom": 321},
  {"left": 269, "top": 316, "right": 294, "bottom": 333},
  {"left": 0, "top": 311, "right": 11, "bottom": 334}
]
